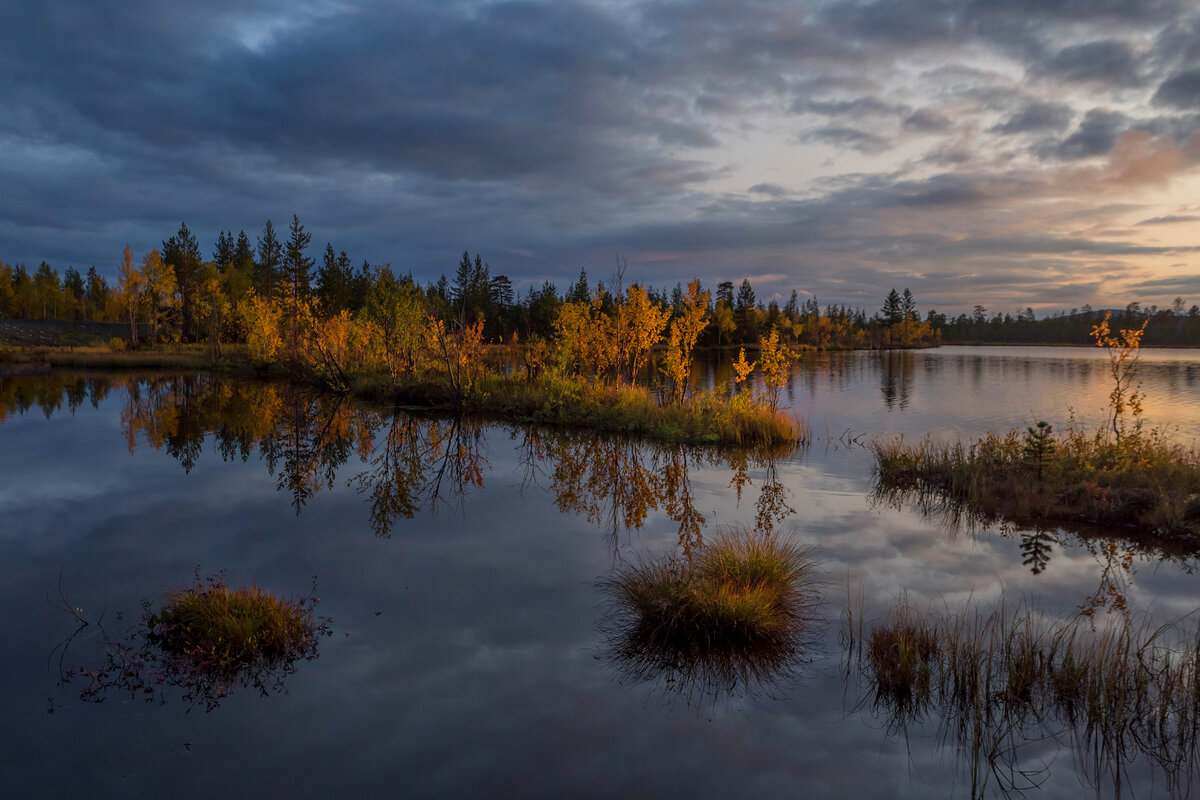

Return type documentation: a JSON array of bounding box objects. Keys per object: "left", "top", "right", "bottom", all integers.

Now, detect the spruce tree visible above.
[
  {"left": 283, "top": 214, "right": 314, "bottom": 305},
  {"left": 255, "top": 220, "right": 282, "bottom": 300}
]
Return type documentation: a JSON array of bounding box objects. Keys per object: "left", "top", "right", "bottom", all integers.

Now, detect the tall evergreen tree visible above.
[
  {"left": 213, "top": 230, "right": 235, "bottom": 272},
  {"left": 162, "top": 222, "right": 201, "bottom": 339},
  {"left": 234, "top": 230, "right": 254, "bottom": 273},
  {"left": 84, "top": 267, "right": 108, "bottom": 320},
  {"left": 282, "top": 213, "right": 314, "bottom": 305},
  {"left": 255, "top": 220, "right": 282, "bottom": 299},
  {"left": 568, "top": 269, "right": 590, "bottom": 303},
  {"left": 882, "top": 288, "right": 903, "bottom": 325},
  {"left": 716, "top": 280, "right": 734, "bottom": 307}
]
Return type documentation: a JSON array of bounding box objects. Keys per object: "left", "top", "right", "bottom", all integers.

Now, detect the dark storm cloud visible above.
[{"left": 2, "top": 0, "right": 1199, "bottom": 311}]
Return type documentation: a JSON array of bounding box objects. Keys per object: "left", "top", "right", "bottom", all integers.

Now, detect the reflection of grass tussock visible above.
[
  {"left": 601, "top": 528, "right": 822, "bottom": 701},
  {"left": 147, "top": 577, "right": 320, "bottom": 671},
  {"left": 872, "top": 425, "right": 1200, "bottom": 539},
  {"left": 851, "top": 599, "right": 1200, "bottom": 795}
]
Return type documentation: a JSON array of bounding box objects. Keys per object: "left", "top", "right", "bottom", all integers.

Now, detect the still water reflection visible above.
[{"left": 3, "top": 347, "right": 1200, "bottom": 798}]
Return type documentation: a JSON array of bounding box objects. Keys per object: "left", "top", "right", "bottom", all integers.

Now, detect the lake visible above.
[{"left": 3, "top": 345, "right": 1200, "bottom": 799}]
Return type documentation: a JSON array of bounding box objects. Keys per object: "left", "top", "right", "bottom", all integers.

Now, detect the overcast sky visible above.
[{"left": 3, "top": 0, "right": 1200, "bottom": 314}]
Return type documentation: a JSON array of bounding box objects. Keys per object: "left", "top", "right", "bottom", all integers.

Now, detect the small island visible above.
[{"left": 872, "top": 312, "right": 1200, "bottom": 540}]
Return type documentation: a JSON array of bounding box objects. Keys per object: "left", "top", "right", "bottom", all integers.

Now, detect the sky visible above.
[{"left": 3, "top": 0, "right": 1199, "bottom": 316}]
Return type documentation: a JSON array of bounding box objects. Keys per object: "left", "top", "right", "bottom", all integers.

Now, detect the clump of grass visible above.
[
  {"left": 146, "top": 573, "right": 322, "bottom": 673},
  {"left": 600, "top": 527, "right": 822, "bottom": 701},
  {"left": 867, "top": 603, "right": 940, "bottom": 713},
  {"left": 62, "top": 572, "right": 330, "bottom": 711}
]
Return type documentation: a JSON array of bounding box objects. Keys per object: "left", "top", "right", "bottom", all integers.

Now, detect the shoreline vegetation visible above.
[
  {"left": 1, "top": 272, "right": 823, "bottom": 446},
  {"left": 873, "top": 312, "right": 1200, "bottom": 541}
]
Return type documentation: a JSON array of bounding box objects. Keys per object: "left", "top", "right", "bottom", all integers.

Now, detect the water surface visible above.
[{"left": 4, "top": 346, "right": 1200, "bottom": 798}]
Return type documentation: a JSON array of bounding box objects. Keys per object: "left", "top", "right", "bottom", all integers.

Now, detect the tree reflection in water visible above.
[
  {"left": 522, "top": 426, "right": 801, "bottom": 556},
  {"left": 2, "top": 373, "right": 800, "bottom": 547},
  {"left": 870, "top": 479, "right": 1200, "bottom": 623}
]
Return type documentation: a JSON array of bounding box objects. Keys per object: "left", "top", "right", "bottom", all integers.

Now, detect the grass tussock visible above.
[
  {"left": 146, "top": 574, "right": 321, "bottom": 672},
  {"left": 601, "top": 527, "right": 822, "bottom": 701},
  {"left": 872, "top": 424, "right": 1200, "bottom": 539},
  {"left": 852, "top": 599, "right": 1200, "bottom": 795}
]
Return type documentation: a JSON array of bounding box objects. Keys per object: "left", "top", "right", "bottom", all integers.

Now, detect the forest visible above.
[
  {"left": 0, "top": 218, "right": 940, "bottom": 353},
  {"left": 4, "top": 217, "right": 1197, "bottom": 353}
]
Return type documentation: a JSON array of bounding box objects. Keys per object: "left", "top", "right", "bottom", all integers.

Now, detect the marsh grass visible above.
[
  {"left": 0, "top": 343, "right": 252, "bottom": 371},
  {"left": 851, "top": 600, "right": 1200, "bottom": 796},
  {"left": 600, "top": 527, "right": 822, "bottom": 702},
  {"left": 872, "top": 424, "right": 1200, "bottom": 540},
  {"left": 465, "top": 372, "right": 806, "bottom": 447}
]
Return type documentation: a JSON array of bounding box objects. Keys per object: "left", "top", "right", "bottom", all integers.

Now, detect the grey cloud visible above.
[
  {"left": 1125, "top": 275, "right": 1200, "bottom": 293},
  {"left": 748, "top": 183, "right": 790, "bottom": 197},
  {"left": 903, "top": 109, "right": 953, "bottom": 133},
  {"left": 1040, "top": 109, "right": 1129, "bottom": 160},
  {"left": 804, "top": 126, "right": 891, "bottom": 153},
  {"left": 1153, "top": 67, "right": 1200, "bottom": 108},
  {"left": 990, "top": 102, "right": 1074, "bottom": 135},
  {"left": 1136, "top": 214, "right": 1199, "bottom": 225},
  {"left": 1033, "top": 40, "right": 1142, "bottom": 86},
  {"left": 794, "top": 96, "right": 907, "bottom": 118}
]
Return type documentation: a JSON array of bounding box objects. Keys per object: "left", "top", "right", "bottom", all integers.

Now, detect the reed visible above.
[{"left": 854, "top": 599, "right": 1200, "bottom": 795}]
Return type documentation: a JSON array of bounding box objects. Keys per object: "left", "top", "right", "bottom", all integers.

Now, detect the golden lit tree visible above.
[
  {"left": 757, "top": 326, "right": 795, "bottom": 412},
  {"left": 661, "top": 279, "right": 710, "bottom": 404},
  {"left": 237, "top": 290, "right": 283, "bottom": 363},
  {"left": 141, "top": 248, "right": 177, "bottom": 343},
  {"left": 1091, "top": 311, "right": 1149, "bottom": 441},
  {"left": 117, "top": 245, "right": 143, "bottom": 346},
  {"left": 613, "top": 285, "right": 670, "bottom": 384}
]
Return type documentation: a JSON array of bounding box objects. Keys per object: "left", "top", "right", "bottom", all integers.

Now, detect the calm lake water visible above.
[{"left": 4, "top": 345, "right": 1200, "bottom": 799}]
